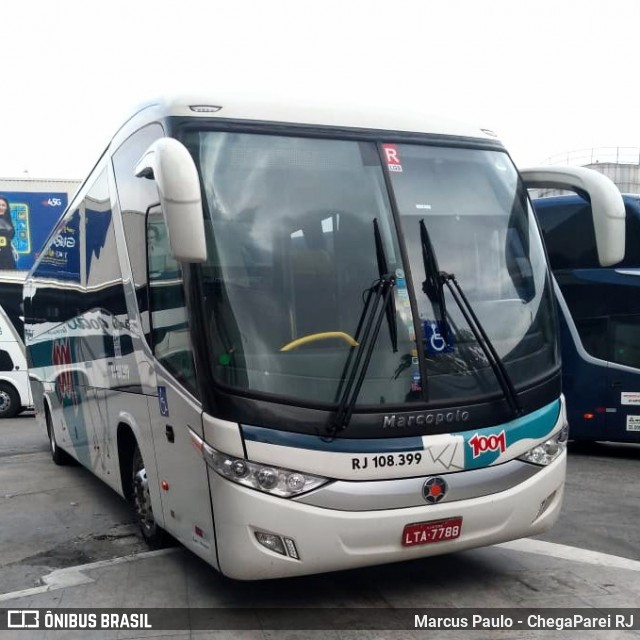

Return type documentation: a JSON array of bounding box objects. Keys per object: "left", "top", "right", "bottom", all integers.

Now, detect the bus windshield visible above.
[
  {"left": 389, "top": 144, "right": 558, "bottom": 402},
  {"left": 185, "top": 130, "right": 558, "bottom": 408}
]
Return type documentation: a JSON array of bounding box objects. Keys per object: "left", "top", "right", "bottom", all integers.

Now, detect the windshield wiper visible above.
[
  {"left": 327, "top": 219, "right": 396, "bottom": 438},
  {"left": 374, "top": 218, "right": 399, "bottom": 353},
  {"left": 418, "top": 219, "right": 522, "bottom": 419},
  {"left": 420, "top": 219, "right": 450, "bottom": 344}
]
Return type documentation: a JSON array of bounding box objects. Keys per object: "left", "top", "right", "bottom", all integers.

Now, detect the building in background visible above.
[{"left": 530, "top": 147, "right": 640, "bottom": 198}]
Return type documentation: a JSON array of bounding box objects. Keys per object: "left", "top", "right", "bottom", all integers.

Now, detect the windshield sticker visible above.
[
  {"left": 424, "top": 320, "right": 454, "bottom": 355},
  {"left": 394, "top": 270, "right": 415, "bottom": 341},
  {"left": 382, "top": 144, "right": 403, "bottom": 172},
  {"left": 411, "top": 371, "right": 422, "bottom": 393},
  {"left": 405, "top": 319, "right": 416, "bottom": 342},
  {"left": 158, "top": 386, "right": 169, "bottom": 417}
]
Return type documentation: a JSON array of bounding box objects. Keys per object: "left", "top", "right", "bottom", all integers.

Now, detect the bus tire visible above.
[
  {"left": 132, "top": 445, "right": 166, "bottom": 548},
  {"left": 46, "top": 407, "right": 71, "bottom": 465},
  {"left": 0, "top": 382, "right": 20, "bottom": 419}
]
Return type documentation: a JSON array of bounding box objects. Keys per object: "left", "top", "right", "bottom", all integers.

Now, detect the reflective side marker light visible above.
[
  {"left": 283, "top": 537, "right": 300, "bottom": 560},
  {"left": 583, "top": 413, "right": 595, "bottom": 420},
  {"left": 190, "top": 433, "right": 204, "bottom": 453},
  {"left": 161, "top": 480, "right": 169, "bottom": 491}
]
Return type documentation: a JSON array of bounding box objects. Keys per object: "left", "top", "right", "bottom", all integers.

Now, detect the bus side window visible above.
[
  {"left": 112, "top": 123, "right": 165, "bottom": 338},
  {"left": 0, "top": 349, "right": 13, "bottom": 371},
  {"left": 535, "top": 199, "right": 599, "bottom": 270},
  {"left": 146, "top": 211, "right": 198, "bottom": 395},
  {"left": 619, "top": 202, "right": 640, "bottom": 267},
  {"left": 609, "top": 315, "right": 640, "bottom": 368}
]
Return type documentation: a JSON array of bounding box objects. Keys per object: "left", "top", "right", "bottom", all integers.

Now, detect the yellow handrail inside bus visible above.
[{"left": 280, "top": 331, "right": 359, "bottom": 352}]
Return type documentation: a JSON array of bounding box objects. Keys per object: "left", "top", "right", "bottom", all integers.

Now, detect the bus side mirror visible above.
[
  {"left": 520, "top": 166, "right": 625, "bottom": 267},
  {"left": 135, "top": 138, "right": 207, "bottom": 263}
]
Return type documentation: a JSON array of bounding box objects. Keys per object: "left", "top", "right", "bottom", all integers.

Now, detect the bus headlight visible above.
[
  {"left": 517, "top": 425, "right": 568, "bottom": 466},
  {"left": 189, "top": 430, "right": 329, "bottom": 497}
]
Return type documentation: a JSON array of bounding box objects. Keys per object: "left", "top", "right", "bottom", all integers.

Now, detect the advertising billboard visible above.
[
  {"left": 37, "top": 208, "right": 81, "bottom": 281},
  {"left": 0, "top": 191, "right": 68, "bottom": 271}
]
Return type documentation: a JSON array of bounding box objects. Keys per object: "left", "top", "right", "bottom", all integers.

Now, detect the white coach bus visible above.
[{"left": 23, "top": 97, "right": 625, "bottom": 579}]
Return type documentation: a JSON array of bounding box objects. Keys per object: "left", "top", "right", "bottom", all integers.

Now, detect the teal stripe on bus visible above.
[
  {"left": 241, "top": 425, "right": 425, "bottom": 453},
  {"left": 462, "top": 399, "right": 561, "bottom": 469}
]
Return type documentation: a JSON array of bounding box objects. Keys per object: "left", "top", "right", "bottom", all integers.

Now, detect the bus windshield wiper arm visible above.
[
  {"left": 420, "top": 219, "right": 450, "bottom": 343},
  {"left": 374, "top": 218, "right": 399, "bottom": 354},
  {"left": 441, "top": 273, "right": 522, "bottom": 418},
  {"left": 327, "top": 219, "right": 396, "bottom": 438},
  {"left": 418, "top": 219, "right": 522, "bottom": 419}
]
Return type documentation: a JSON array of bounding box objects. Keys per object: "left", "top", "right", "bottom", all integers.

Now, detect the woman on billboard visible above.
[{"left": 0, "top": 197, "right": 17, "bottom": 270}]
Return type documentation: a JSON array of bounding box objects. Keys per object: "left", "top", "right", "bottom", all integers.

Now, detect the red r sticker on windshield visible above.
[{"left": 382, "top": 144, "right": 403, "bottom": 172}]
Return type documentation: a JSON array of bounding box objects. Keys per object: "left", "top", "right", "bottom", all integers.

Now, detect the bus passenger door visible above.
[
  {"left": 145, "top": 212, "right": 218, "bottom": 565},
  {"left": 148, "top": 376, "right": 216, "bottom": 560},
  {"left": 553, "top": 271, "right": 610, "bottom": 440}
]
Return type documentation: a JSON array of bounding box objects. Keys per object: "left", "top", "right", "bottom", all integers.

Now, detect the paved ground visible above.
[
  {"left": 2, "top": 416, "right": 639, "bottom": 638},
  {"left": 1, "top": 538, "right": 640, "bottom": 639},
  {"left": 0, "top": 415, "right": 146, "bottom": 594}
]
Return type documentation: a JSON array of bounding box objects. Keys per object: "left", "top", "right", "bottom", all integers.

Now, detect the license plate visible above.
[{"left": 402, "top": 517, "right": 463, "bottom": 547}]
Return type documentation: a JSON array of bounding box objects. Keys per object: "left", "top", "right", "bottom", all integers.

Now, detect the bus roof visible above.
[{"left": 110, "top": 95, "right": 504, "bottom": 150}]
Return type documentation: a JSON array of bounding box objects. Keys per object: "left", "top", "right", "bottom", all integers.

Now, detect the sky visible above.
[{"left": 3, "top": 0, "right": 640, "bottom": 179}]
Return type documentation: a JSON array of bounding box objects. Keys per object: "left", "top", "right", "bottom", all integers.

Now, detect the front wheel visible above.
[
  {"left": 46, "top": 408, "right": 71, "bottom": 465},
  {"left": 132, "top": 445, "right": 167, "bottom": 548},
  {"left": 0, "top": 382, "right": 20, "bottom": 418}
]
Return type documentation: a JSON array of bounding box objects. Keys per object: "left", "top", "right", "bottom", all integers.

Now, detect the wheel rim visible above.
[
  {"left": 133, "top": 464, "right": 155, "bottom": 533},
  {"left": 0, "top": 390, "right": 11, "bottom": 414}
]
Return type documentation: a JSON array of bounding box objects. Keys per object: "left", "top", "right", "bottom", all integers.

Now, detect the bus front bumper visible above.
[{"left": 209, "top": 452, "right": 566, "bottom": 580}]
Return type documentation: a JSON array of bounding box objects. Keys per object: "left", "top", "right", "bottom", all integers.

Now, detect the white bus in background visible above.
[
  {"left": 0, "top": 274, "right": 32, "bottom": 417},
  {"left": 24, "top": 96, "right": 625, "bottom": 579}
]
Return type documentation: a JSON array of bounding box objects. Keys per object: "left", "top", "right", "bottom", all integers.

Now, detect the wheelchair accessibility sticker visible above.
[
  {"left": 424, "top": 320, "right": 454, "bottom": 355},
  {"left": 158, "top": 386, "right": 170, "bottom": 417}
]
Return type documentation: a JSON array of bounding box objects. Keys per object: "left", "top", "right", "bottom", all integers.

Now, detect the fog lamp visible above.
[
  {"left": 534, "top": 490, "right": 557, "bottom": 521},
  {"left": 255, "top": 531, "right": 286, "bottom": 556}
]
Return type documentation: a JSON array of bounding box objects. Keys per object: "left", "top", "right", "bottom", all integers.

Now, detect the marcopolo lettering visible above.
[{"left": 383, "top": 409, "right": 470, "bottom": 428}]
